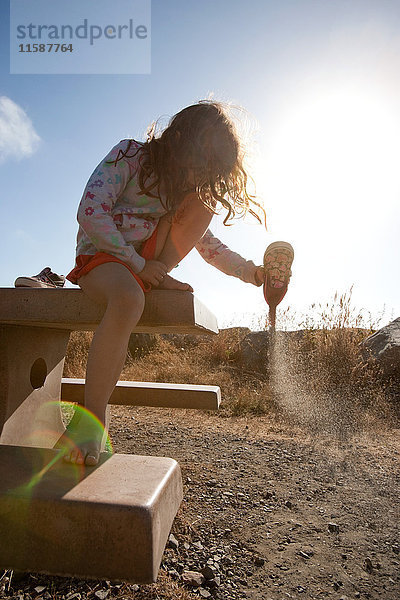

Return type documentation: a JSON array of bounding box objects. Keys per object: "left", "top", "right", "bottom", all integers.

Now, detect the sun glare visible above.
[{"left": 257, "top": 85, "right": 400, "bottom": 232}]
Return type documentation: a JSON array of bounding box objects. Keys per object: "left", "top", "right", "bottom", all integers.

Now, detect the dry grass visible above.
[
  {"left": 64, "top": 329, "right": 277, "bottom": 418},
  {"left": 124, "top": 334, "right": 277, "bottom": 418},
  {"left": 119, "top": 571, "right": 193, "bottom": 600},
  {"left": 277, "top": 286, "right": 390, "bottom": 332},
  {"left": 0, "top": 569, "right": 192, "bottom": 600},
  {"left": 267, "top": 289, "right": 397, "bottom": 438},
  {"left": 64, "top": 331, "right": 94, "bottom": 378}
]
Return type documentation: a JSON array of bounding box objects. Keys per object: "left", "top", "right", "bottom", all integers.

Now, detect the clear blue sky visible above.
[{"left": 1, "top": 0, "right": 399, "bottom": 329}]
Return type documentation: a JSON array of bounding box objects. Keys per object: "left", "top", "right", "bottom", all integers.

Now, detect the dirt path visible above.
[
  {"left": 110, "top": 407, "right": 400, "bottom": 600},
  {"left": 2, "top": 408, "right": 399, "bottom": 600}
]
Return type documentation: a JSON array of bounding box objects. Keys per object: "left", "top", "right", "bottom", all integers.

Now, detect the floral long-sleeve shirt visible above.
[{"left": 73, "top": 139, "right": 259, "bottom": 285}]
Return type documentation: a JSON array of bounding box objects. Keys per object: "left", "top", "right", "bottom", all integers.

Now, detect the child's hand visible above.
[{"left": 138, "top": 260, "right": 168, "bottom": 286}]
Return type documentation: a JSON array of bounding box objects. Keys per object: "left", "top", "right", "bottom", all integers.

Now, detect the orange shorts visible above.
[{"left": 66, "top": 227, "right": 158, "bottom": 292}]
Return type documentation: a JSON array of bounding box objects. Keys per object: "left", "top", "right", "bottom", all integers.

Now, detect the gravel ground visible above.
[{"left": 1, "top": 408, "right": 399, "bottom": 600}]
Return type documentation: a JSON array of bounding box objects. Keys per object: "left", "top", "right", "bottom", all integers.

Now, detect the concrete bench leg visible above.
[
  {"left": 0, "top": 325, "right": 70, "bottom": 448},
  {"left": 0, "top": 325, "right": 110, "bottom": 451}
]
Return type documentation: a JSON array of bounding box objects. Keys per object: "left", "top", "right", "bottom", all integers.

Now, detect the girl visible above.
[{"left": 61, "top": 100, "right": 292, "bottom": 466}]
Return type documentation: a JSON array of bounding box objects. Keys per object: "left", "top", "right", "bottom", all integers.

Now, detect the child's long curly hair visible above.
[{"left": 108, "top": 100, "right": 266, "bottom": 226}]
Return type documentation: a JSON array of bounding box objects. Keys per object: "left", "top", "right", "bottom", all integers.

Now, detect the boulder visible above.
[
  {"left": 360, "top": 317, "right": 400, "bottom": 377},
  {"left": 161, "top": 333, "right": 204, "bottom": 349},
  {"left": 235, "top": 330, "right": 271, "bottom": 373},
  {"left": 128, "top": 333, "right": 158, "bottom": 358}
]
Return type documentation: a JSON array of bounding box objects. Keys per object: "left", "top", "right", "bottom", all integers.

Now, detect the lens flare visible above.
[
  {"left": 56, "top": 400, "right": 115, "bottom": 456},
  {"left": 6, "top": 401, "right": 114, "bottom": 501}
]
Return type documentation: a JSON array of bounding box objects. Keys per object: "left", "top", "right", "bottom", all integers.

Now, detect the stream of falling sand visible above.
[
  {"left": 261, "top": 242, "right": 352, "bottom": 437},
  {"left": 266, "top": 308, "right": 359, "bottom": 441}
]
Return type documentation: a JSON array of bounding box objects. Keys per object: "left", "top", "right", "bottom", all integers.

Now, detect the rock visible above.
[
  {"left": 235, "top": 331, "right": 271, "bottom": 373},
  {"left": 360, "top": 317, "right": 400, "bottom": 377},
  {"left": 182, "top": 571, "right": 205, "bottom": 586},
  {"left": 364, "top": 557, "right": 373, "bottom": 573},
  {"left": 199, "top": 589, "right": 212, "bottom": 598},
  {"left": 34, "top": 587, "right": 46, "bottom": 594},
  {"left": 285, "top": 500, "right": 293, "bottom": 509},
  {"left": 168, "top": 533, "right": 179, "bottom": 550},
  {"left": 328, "top": 522, "right": 340, "bottom": 533},
  {"left": 193, "top": 540, "right": 203, "bottom": 550},
  {"left": 9, "top": 570, "right": 27, "bottom": 583},
  {"left": 161, "top": 333, "right": 203, "bottom": 350},
  {"left": 205, "top": 577, "right": 221, "bottom": 588},
  {"left": 213, "top": 554, "right": 222, "bottom": 562},
  {"left": 128, "top": 333, "right": 158, "bottom": 358},
  {"left": 94, "top": 591, "right": 109, "bottom": 600},
  {"left": 254, "top": 556, "right": 265, "bottom": 567},
  {"left": 201, "top": 565, "right": 218, "bottom": 580},
  {"left": 221, "top": 326, "right": 251, "bottom": 339}
]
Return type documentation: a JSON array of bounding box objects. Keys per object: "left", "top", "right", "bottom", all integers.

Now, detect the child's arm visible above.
[
  {"left": 76, "top": 139, "right": 147, "bottom": 273},
  {"left": 195, "top": 229, "right": 264, "bottom": 286}
]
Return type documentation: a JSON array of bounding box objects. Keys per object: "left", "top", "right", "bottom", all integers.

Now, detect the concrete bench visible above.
[
  {"left": 61, "top": 378, "right": 221, "bottom": 410},
  {"left": 0, "top": 287, "right": 219, "bottom": 583},
  {"left": 0, "top": 288, "right": 218, "bottom": 447}
]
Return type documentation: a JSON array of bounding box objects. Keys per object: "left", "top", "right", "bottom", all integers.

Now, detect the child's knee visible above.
[{"left": 107, "top": 284, "right": 145, "bottom": 318}]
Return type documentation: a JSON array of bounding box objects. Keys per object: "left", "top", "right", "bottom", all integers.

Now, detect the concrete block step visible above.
[
  {"left": 0, "top": 445, "right": 183, "bottom": 583},
  {"left": 61, "top": 378, "right": 221, "bottom": 410}
]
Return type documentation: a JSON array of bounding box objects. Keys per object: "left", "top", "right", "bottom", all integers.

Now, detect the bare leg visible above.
[
  {"left": 59, "top": 263, "right": 145, "bottom": 466},
  {"left": 154, "top": 192, "right": 213, "bottom": 290},
  {"left": 60, "top": 194, "right": 211, "bottom": 465}
]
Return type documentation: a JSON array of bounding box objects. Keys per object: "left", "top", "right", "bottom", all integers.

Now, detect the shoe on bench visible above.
[{"left": 14, "top": 267, "right": 66, "bottom": 289}]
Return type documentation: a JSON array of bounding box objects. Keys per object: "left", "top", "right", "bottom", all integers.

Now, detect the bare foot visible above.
[
  {"left": 157, "top": 274, "right": 193, "bottom": 292},
  {"left": 55, "top": 410, "right": 106, "bottom": 466}
]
